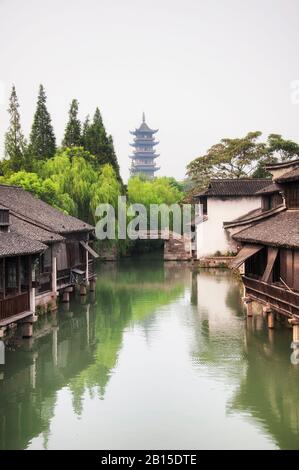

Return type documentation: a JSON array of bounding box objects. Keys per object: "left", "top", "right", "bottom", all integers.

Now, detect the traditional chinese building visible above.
[
  {"left": 129, "top": 113, "right": 160, "bottom": 178},
  {"left": 0, "top": 184, "right": 99, "bottom": 334},
  {"left": 225, "top": 158, "right": 299, "bottom": 342}
]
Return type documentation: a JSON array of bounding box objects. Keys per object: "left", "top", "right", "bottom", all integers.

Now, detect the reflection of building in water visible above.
[
  {"left": 190, "top": 269, "right": 299, "bottom": 449},
  {"left": 230, "top": 326, "right": 299, "bottom": 450},
  {"left": 0, "top": 260, "right": 189, "bottom": 450},
  {"left": 0, "top": 304, "right": 96, "bottom": 450},
  {"left": 189, "top": 270, "right": 246, "bottom": 379}
]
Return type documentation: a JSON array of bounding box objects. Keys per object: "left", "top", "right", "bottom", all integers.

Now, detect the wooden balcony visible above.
[
  {"left": 36, "top": 272, "right": 52, "bottom": 295},
  {"left": 243, "top": 276, "right": 299, "bottom": 317},
  {"left": 0, "top": 292, "right": 30, "bottom": 322}
]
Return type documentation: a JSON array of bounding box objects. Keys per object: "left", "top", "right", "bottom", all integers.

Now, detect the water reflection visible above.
[{"left": 0, "top": 261, "right": 298, "bottom": 449}]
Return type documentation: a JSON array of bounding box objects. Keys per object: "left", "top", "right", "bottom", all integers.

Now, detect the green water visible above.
[{"left": 0, "top": 258, "right": 298, "bottom": 450}]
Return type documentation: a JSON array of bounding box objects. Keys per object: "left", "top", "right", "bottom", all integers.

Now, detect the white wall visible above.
[{"left": 196, "top": 196, "right": 261, "bottom": 258}]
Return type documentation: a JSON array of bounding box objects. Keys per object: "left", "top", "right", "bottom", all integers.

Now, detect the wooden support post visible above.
[
  {"left": 288, "top": 318, "right": 299, "bottom": 344},
  {"left": 86, "top": 304, "right": 90, "bottom": 346},
  {"left": 62, "top": 291, "right": 70, "bottom": 303},
  {"left": 80, "top": 284, "right": 87, "bottom": 296},
  {"left": 22, "top": 322, "right": 33, "bottom": 338},
  {"left": 89, "top": 278, "right": 96, "bottom": 292},
  {"left": 244, "top": 298, "right": 253, "bottom": 317},
  {"left": 29, "top": 256, "right": 36, "bottom": 313},
  {"left": 52, "top": 255, "right": 57, "bottom": 294},
  {"left": 293, "top": 324, "right": 299, "bottom": 343},
  {"left": 263, "top": 304, "right": 271, "bottom": 319},
  {"left": 62, "top": 302, "right": 70, "bottom": 312},
  {"left": 90, "top": 291, "right": 96, "bottom": 304},
  {"left": 267, "top": 311, "right": 275, "bottom": 329},
  {"left": 85, "top": 247, "right": 89, "bottom": 286}
]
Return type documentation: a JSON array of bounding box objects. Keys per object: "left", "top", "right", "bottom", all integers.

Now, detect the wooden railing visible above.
[
  {"left": 37, "top": 272, "right": 52, "bottom": 294},
  {"left": 0, "top": 292, "right": 30, "bottom": 320},
  {"left": 88, "top": 259, "right": 95, "bottom": 279},
  {"left": 57, "top": 268, "right": 71, "bottom": 289},
  {"left": 243, "top": 276, "right": 299, "bottom": 316}
]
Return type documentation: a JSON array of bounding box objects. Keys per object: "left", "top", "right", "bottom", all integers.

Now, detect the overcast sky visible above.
[{"left": 1, "top": 0, "right": 299, "bottom": 181}]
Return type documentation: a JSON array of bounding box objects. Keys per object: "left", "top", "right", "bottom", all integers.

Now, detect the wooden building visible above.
[
  {"left": 0, "top": 184, "right": 98, "bottom": 327},
  {"left": 0, "top": 205, "right": 47, "bottom": 327},
  {"left": 226, "top": 159, "right": 299, "bottom": 337}
]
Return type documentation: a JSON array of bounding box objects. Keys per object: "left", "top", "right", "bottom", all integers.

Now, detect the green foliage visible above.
[
  {"left": 82, "top": 107, "right": 121, "bottom": 181},
  {"left": 0, "top": 170, "right": 75, "bottom": 213},
  {"left": 28, "top": 84, "right": 56, "bottom": 162},
  {"left": 267, "top": 133, "right": 299, "bottom": 161},
  {"left": 62, "top": 99, "right": 82, "bottom": 148},
  {"left": 187, "top": 131, "right": 267, "bottom": 192},
  {"left": 42, "top": 147, "right": 122, "bottom": 223},
  {"left": 127, "top": 176, "right": 184, "bottom": 207},
  {"left": 127, "top": 176, "right": 184, "bottom": 232},
  {"left": 4, "top": 85, "right": 27, "bottom": 171},
  {"left": 0, "top": 146, "right": 122, "bottom": 224},
  {"left": 187, "top": 132, "right": 299, "bottom": 194}
]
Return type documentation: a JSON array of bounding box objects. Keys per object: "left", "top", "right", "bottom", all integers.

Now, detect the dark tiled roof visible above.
[
  {"left": 224, "top": 205, "right": 285, "bottom": 228},
  {"left": 10, "top": 214, "right": 64, "bottom": 244},
  {"left": 137, "top": 122, "right": 158, "bottom": 133},
  {"left": 265, "top": 158, "right": 299, "bottom": 170},
  {"left": 255, "top": 182, "right": 282, "bottom": 194},
  {"left": 233, "top": 209, "right": 299, "bottom": 248},
  {"left": 0, "top": 185, "right": 94, "bottom": 234},
  {"left": 195, "top": 179, "right": 270, "bottom": 197},
  {"left": 276, "top": 167, "right": 299, "bottom": 183},
  {"left": 224, "top": 207, "right": 263, "bottom": 225},
  {"left": 0, "top": 232, "right": 47, "bottom": 258}
]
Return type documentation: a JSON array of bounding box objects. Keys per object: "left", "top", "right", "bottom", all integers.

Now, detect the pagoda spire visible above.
[{"left": 129, "top": 114, "right": 160, "bottom": 179}]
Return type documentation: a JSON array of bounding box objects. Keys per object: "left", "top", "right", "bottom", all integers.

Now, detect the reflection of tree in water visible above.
[
  {"left": 0, "top": 259, "right": 187, "bottom": 449},
  {"left": 68, "top": 260, "right": 187, "bottom": 408}
]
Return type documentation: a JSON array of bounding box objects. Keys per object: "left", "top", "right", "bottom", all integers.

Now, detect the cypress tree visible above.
[
  {"left": 83, "top": 107, "right": 121, "bottom": 179},
  {"left": 62, "top": 99, "right": 81, "bottom": 147},
  {"left": 4, "top": 85, "right": 26, "bottom": 171},
  {"left": 29, "top": 84, "right": 56, "bottom": 161},
  {"left": 82, "top": 115, "right": 90, "bottom": 145}
]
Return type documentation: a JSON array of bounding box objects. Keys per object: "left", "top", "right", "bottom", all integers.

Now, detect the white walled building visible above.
[{"left": 195, "top": 179, "right": 270, "bottom": 258}]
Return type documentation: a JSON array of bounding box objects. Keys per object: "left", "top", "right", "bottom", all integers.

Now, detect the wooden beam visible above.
[
  {"left": 261, "top": 247, "right": 279, "bottom": 283},
  {"left": 3, "top": 258, "right": 5, "bottom": 300}
]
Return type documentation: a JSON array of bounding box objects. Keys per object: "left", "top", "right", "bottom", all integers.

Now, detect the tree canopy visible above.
[
  {"left": 4, "top": 85, "right": 27, "bottom": 172},
  {"left": 187, "top": 132, "right": 299, "bottom": 192},
  {"left": 82, "top": 107, "right": 121, "bottom": 181},
  {"left": 127, "top": 176, "right": 184, "bottom": 207},
  {"left": 28, "top": 84, "right": 56, "bottom": 163},
  {"left": 62, "top": 99, "right": 82, "bottom": 148}
]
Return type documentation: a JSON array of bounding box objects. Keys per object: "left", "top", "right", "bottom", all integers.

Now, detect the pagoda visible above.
[{"left": 129, "top": 113, "right": 160, "bottom": 178}]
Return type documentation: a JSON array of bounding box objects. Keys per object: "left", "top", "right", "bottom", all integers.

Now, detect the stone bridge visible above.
[{"left": 137, "top": 230, "right": 193, "bottom": 261}]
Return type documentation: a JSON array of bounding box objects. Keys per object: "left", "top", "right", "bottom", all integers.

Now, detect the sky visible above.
[{"left": 1, "top": 0, "right": 299, "bottom": 182}]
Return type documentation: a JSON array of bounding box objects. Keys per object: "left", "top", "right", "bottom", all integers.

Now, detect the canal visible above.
[{"left": 0, "top": 258, "right": 298, "bottom": 450}]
